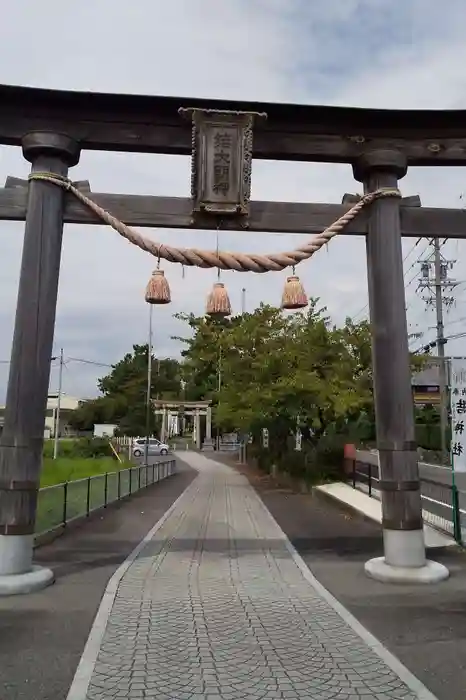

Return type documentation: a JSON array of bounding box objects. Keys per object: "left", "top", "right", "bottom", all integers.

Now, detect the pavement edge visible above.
[
  {"left": 250, "top": 485, "right": 440, "bottom": 700},
  {"left": 65, "top": 471, "right": 198, "bottom": 700}
]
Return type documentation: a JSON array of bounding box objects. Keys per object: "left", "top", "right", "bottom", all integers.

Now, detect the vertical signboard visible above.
[
  {"left": 450, "top": 358, "right": 466, "bottom": 472},
  {"left": 262, "top": 428, "right": 269, "bottom": 449},
  {"left": 178, "top": 106, "right": 266, "bottom": 220},
  {"left": 295, "top": 429, "right": 302, "bottom": 451}
]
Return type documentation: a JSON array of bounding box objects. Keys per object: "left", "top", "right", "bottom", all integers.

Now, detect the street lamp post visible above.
[
  {"left": 53, "top": 348, "right": 64, "bottom": 460},
  {"left": 144, "top": 305, "right": 153, "bottom": 467},
  {"left": 144, "top": 268, "right": 171, "bottom": 465},
  {"left": 216, "top": 345, "right": 222, "bottom": 452}
]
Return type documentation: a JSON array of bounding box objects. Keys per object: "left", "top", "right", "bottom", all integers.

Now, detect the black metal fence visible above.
[
  {"left": 351, "top": 457, "right": 465, "bottom": 544},
  {"left": 35, "top": 459, "right": 176, "bottom": 538}
]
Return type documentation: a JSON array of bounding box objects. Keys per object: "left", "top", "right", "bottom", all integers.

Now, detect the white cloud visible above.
[{"left": 1, "top": 0, "right": 466, "bottom": 401}]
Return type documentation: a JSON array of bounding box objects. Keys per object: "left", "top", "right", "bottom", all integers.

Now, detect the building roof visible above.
[
  {"left": 412, "top": 360, "right": 440, "bottom": 387},
  {"left": 0, "top": 394, "right": 82, "bottom": 413}
]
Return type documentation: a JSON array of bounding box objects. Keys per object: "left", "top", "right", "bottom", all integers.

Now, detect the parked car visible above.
[{"left": 132, "top": 438, "right": 169, "bottom": 458}]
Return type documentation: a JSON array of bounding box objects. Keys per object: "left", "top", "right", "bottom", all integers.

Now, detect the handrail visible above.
[
  {"left": 351, "top": 455, "right": 464, "bottom": 544},
  {"left": 35, "top": 459, "right": 176, "bottom": 541}
]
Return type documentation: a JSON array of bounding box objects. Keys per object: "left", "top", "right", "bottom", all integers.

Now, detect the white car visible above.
[{"left": 132, "top": 438, "right": 169, "bottom": 458}]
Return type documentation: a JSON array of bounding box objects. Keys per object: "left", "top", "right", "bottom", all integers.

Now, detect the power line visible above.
[
  {"left": 413, "top": 239, "right": 462, "bottom": 461},
  {"left": 413, "top": 328, "right": 466, "bottom": 353},
  {"left": 443, "top": 315, "right": 466, "bottom": 329},
  {"left": 351, "top": 237, "right": 424, "bottom": 322},
  {"left": 404, "top": 241, "right": 433, "bottom": 311},
  {"left": 0, "top": 356, "right": 112, "bottom": 368},
  {"left": 66, "top": 357, "right": 113, "bottom": 368},
  {"left": 1, "top": 359, "right": 60, "bottom": 366}
]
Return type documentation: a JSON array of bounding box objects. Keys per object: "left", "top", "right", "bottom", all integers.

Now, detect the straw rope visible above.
[{"left": 28, "top": 173, "right": 401, "bottom": 273}]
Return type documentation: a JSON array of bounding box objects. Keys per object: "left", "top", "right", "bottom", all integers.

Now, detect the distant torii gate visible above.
[
  {"left": 152, "top": 399, "right": 213, "bottom": 451},
  {"left": 0, "top": 83, "right": 463, "bottom": 594}
]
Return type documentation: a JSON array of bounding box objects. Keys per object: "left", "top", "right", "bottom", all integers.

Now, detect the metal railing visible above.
[
  {"left": 35, "top": 459, "right": 176, "bottom": 539},
  {"left": 351, "top": 458, "right": 465, "bottom": 544}
]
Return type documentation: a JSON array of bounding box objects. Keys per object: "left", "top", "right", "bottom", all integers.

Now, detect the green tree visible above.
[
  {"left": 217, "top": 303, "right": 372, "bottom": 448},
  {"left": 175, "top": 302, "right": 373, "bottom": 454},
  {"left": 175, "top": 303, "right": 427, "bottom": 456},
  {"left": 68, "top": 344, "right": 182, "bottom": 436},
  {"left": 172, "top": 313, "right": 231, "bottom": 402}
]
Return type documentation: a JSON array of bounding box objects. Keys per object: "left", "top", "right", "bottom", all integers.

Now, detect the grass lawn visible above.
[
  {"left": 35, "top": 441, "right": 172, "bottom": 536},
  {"left": 40, "top": 456, "right": 127, "bottom": 487},
  {"left": 36, "top": 456, "right": 135, "bottom": 536}
]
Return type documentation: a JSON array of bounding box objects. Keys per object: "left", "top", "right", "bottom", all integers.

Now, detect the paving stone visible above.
[{"left": 81, "top": 454, "right": 434, "bottom": 699}]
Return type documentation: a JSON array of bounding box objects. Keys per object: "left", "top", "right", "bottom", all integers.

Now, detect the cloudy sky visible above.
[{"left": 2, "top": 0, "right": 466, "bottom": 402}]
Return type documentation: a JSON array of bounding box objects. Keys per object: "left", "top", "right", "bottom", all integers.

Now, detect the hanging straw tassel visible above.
[
  {"left": 281, "top": 274, "right": 308, "bottom": 310},
  {"left": 145, "top": 269, "right": 171, "bottom": 305},
  {"left": 206, "top": 282, "right": 231, "bottom": 317}
]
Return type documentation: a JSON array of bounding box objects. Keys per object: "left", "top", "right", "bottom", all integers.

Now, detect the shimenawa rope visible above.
[{"left": 28, "top": 172, "right": 401, "bottom": 273}]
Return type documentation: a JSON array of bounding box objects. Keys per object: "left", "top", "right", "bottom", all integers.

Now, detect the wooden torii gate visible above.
[{"left": 0, "top": 83, "right": 464, "bottom": 594}]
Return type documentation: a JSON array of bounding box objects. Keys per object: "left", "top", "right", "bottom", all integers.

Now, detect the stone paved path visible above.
[{"left": 71, "top": 454, "right": 437, "bottom": 700}]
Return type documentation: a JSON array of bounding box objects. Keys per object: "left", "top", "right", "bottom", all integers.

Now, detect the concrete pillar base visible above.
[
  {"left": 365, "top": 556, "right": 449, "bottom": 584},
  {"left": 383, "top": 528, "right": 426, "bottom": 568},
  {"left": 202, "top": 438, "right": 215, "bottom": 451},
  {"left": 0, "top": 565, "right": 54, "bottom": 596}
]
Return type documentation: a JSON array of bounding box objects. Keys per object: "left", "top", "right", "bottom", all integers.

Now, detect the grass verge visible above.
[
  {"left": 40, "top": 456, "right": 127, "bottom": 487},
  {"left": 36, "top": 456, "right": 136, "bottom": 536}
]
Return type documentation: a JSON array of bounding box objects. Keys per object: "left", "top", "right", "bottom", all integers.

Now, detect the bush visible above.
[
  {"left": 415, "top": 423, "right": 451, "bottom": 453},
  {"left": 248, "top": 433, "right": 346, "bottom": 486},
  {"left": 43, "top": 437, "right": 112, "bottom": 459},
  {"left": 75, "top": 437, "right": 112, "bottom": 458},
  {"left": 314, "top": 433, "right": 346, "bottom": 471}
]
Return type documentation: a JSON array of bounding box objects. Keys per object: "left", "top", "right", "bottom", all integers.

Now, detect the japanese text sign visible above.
[
  {"left": 450, "top": 358, "right": 466, "bottom": 472},
  {"left": 179, "top": 107, "right": 266, "bottom": 219}
]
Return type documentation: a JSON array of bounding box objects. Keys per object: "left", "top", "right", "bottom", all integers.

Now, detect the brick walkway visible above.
[{"left": 69, "top": 454, "right": 437, "bottom": 700}]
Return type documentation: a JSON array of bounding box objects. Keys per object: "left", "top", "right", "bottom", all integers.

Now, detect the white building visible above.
[
  {"left": 94, "top": 423, "right": 117, "bottom": 438},
  {"left": 43, "top": 393, "right": 81, "bottom": 438},
  {"left": 0, "top": 394, "right": 82, "bottom": 438}
]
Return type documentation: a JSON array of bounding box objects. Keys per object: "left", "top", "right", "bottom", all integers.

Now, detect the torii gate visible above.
[
  {"left": 0, "top": 83, "right": 464, "bottom": 595},
  {"left": 152, "top": 399, "right": 213, "bottom": 450}
]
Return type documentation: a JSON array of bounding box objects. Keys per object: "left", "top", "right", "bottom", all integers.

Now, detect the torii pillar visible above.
[
  {"left": 202, "top": 405, "right": 215, "bottom": 451},
  {"left": 354, "top": 150, "right": 448, "bottom": 584},
  {"left": 0, "top": 132, "right": 80, "bottom": 595},
  {"left": 193, "top": 408, "right": 202, "bottom": 450}
]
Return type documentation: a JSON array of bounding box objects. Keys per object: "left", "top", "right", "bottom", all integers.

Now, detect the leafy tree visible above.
[
  {"left": 68, "top": 344, "right": 182, "bottom": 436},
  {"left": 175, "top": 302, "right": 427, "bottom": 458},
  {"left": 175, "top": 302, "right": 370, "bottom": 455},
  {"left": 172, "top": 313, "right": 230, "bottom": 402},
  {"left": 69, "top": 304, "right": 428, "bottom": 456},
  {"left": 218, "top": 303, "right": 372, "bottom": 448}
]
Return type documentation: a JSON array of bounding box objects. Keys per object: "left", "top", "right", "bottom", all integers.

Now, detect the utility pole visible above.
[
  {"left": 53, "top": 348, "right": 64, "bottom": 460},
  {"left": 241, "top": 287, "right": 246, "bottom": 314},
  {"left": 434, "top": 239, "right": 449, "bottom": 464},
  {"left": 417, "top": 240, "right": 458, "bottom": 464}
]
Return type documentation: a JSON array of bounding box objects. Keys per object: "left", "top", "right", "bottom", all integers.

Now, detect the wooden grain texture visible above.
[
  {"left": 1, "top": 187, "right": 466, "bottom": 238},
  {"left": 0, "top": 135, "right": 79, "bottom": 536},
  {"left": 2, "top": 83, "right": 466, "bottom": 163},
  {"left": 363, "top": 162, "right": 423, "bottom": 533},
  {"left": 4, "top": 176, "right": 91, "bottom": 191}
]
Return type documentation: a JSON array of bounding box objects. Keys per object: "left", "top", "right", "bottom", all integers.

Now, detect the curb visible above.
[
  {"left": 66, "top": 463, "right": 194, "bottom": 700},
  {"left": 312, "top": 483, "right": 383, "bottom": 527},
  {"left": 314, "top": 483, "right": 456, "bottom": 552}
]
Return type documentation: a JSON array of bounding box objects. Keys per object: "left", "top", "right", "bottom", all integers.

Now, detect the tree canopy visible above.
[
  {"left": 68, "top": 344, "right": 181, "bottom": 436},
  {"left": 175, "top": 302, "right": 375, "bottom": 448},
  {"left": 69, "top": 301, "right": 426, "bottom": 447}
]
